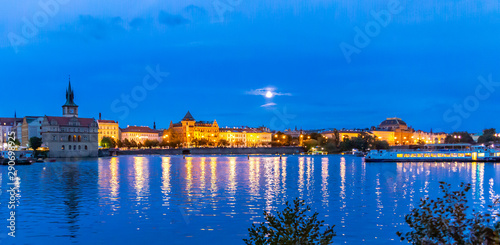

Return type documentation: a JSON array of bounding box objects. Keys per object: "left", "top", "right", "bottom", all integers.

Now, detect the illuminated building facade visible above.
[
  {"left": 219, "top": 128, "right": 247, "bottom": 147},
  {"left": 97, "top": 118, "right": 120, "bottom": 144},
  {"left": 322, "top": 130, "right": 366, "bottom": 141},
  {"left": 41, "top": 80, "right": 99, "bottom": 157},
  {"left": 246, "top": 128, "right": 272, "bottom": 147},
  {"left": 219, "top": 127, "right": 272, "bottom": 147},
  {"left": 168, "top": 111, "right": 219, "bottom": 146},
  {"left": 20, "top": 116, "right": 44, "bottom": 147},
  {"left": 0, "top": 117, "right": 23, "bottom": 150},
  {"left": 371, "top": 118, "right": 446, "bottom": 146},
  {"left": 120, "top": 126, "right": 161, "bottom": 143}
]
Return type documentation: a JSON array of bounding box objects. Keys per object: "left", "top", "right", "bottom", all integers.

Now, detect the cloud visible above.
[
  {"left": 246, "top": 88, "right": 292, "bottom": 96},
  {"left": 158, "top": 11, "right": 190, "bottom": 26},
  {"left": 74, "top": 15, "right": 126, "bottom": 40},
  {"left": 261, "top": 102, "right": 277, "bottom": 108}
]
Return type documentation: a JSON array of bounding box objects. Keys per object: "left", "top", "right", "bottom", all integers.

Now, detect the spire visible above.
[
  {"left": 154, "top": 121, "right": 156, "bottom": 129},
  {"left": 63, "top": 76, "right": 78, "bottom": 107},
  {"left": 14, "top": 110, "right": 16, "bottom": 118}
]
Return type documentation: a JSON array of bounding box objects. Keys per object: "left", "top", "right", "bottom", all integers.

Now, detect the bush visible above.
[
  {"left": 244, "top": 198, "right": 335, "bottom": 245},
  {"left": 397, "top": 182, "right": 500, "bottom": 244}
]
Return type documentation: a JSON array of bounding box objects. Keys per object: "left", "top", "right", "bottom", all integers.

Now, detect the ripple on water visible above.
[{"left": 0, "top": 156, "right": 498, "bottom": 244}]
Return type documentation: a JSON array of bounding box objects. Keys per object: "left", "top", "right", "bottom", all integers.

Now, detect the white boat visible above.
[{"left": 365, "top": 144, "right": 500, "bottom": 162}]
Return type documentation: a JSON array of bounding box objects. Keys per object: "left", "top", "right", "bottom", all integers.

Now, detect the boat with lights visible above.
[{"left": 364, "top": 144, "right": 500, "bottom": 162}]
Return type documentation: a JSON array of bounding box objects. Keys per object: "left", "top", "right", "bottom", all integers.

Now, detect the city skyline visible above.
[
  {"left": 1, "top": 78, "right": 497, "bottom": 133},
  {"left": 2, "top": 1, "right": 500, "bottom": 132}
]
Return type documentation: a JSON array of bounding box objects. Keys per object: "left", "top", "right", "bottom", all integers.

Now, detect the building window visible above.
[
  {"left": 85, "top": 145, "right": 88, "bottom": 150},
  {"left": 74, "top": 145, "right": 76, "bottom": 150},
  {"left": 69, "top": 145, "right": 72, "bottom": 150},
  {"left": 78, "top": 145, "right": 81, "bottom": 150},
  {"left": 78, "top": 135, "right": 81, "bottom": 142},
  {"left": 68, "top": 135, "right": 72, "bottom": 142},
  {"left": 62, "top": 145, "right": 65, "bottom": 150}
]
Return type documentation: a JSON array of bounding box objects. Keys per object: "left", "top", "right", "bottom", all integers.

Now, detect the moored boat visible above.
[
  {"left": 365, "top": 144, "right": 500, "bottom": 162},
  {"left": 0, "top": 151, "right": 35, "bottom": 165}
]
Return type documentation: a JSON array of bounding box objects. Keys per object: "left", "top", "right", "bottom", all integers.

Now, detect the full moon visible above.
[{"left": 265, "top": 91, "right": 273, "bottom": 98}]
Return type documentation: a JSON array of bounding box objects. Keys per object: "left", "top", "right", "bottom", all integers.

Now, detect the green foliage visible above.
[
  {"left": 169, "top": 139, "right": 182, "bottom": 148},
  {"left": 143, "top": 139, "right": 159, "bottom": 148},
  {"left": 478, "top": 128, "right": 499, "bottom": 144},
  {"left": 218, "top": 139, "right": 229, "bottom": 147},
  {"left": 445, "top": 132, "right": 475, "bottom": 144},
  {"left": 100, "top": 136, "right": 116, "bottom": 148},
  {"left": 303, "top": 139, "right": 319, "bottom": 151},
  {"left": 122, "top": 138, "right": 131, "bottom": 148},
  {"left": 323, "top": 143, "right": 338, "bottom": 153},
  {"left": 29, "top": 137, "right": 43, "bottom": 151},
  {"left": 397, "top": 182, "right": 500, "bottom": 244},
  {"left": 244, "top": 198, "right": 335, "bottom": 245},
  {"left": 338, "top": 133, "right": 388, "bottom": 152},
  {"left": 373, "top": 140, "right": 390, "bottom": 149},
  {"left": 272, "top": 132, "right": 291, "bottom": 146},
  {"left": 192, "top": 138, "right": 210, "bottom": 147}
]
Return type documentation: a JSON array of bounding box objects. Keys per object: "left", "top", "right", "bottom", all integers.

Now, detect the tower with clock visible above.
[{"left": 62, "top": 77, "right": 79, "bottom": 117}]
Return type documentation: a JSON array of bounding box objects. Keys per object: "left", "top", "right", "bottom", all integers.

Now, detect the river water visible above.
[{"left": 0, "top": 155, "right": 499, "bottom": 244}]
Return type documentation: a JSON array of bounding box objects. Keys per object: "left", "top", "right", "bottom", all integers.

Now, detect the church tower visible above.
[{"left": 62, "top": 77, "right": 79, "bottom": 117}]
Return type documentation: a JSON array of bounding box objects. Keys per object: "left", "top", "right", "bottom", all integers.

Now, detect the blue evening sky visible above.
[{"left": 1, "top": 0, "right": 500, "bottom": 132}]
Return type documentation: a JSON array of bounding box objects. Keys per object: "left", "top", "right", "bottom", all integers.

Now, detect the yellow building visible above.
[
  {"left": 322, "top": 130, "right": 365, "bottom": 141},
  {"left": 371, "top": 118, "right": 447, "bottom": 146},
  {"left": 219, "top": 127, "right": 272, "bottom": 147},
  {"left": 168, "top": 111, "right": 219, "bottom": 146},
  {"left": 120, "top": 126, "right": 160, "bottom": 144},
  {"left": 97, "top": 119, "right": 120, "bottom": 144},
  {"left": 371, "top": 130, "right": 396, "bottom": 145},
  {"left": 219, "top": 128, "right": 247, "bottom": 147},
  {"left": 247, "top": 129, "right": 272, "bottom": 147}
]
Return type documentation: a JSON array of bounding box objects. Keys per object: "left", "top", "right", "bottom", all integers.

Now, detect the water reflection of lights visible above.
[
  {"left": 281, "top": 157, "right": 287, "bottom": 197},
  {"left": 110, "top": 157, "right": 119, "bottom": 199},
  {"left": 273, "top": 157, "right": 280, "bottom": 196},
  {"left": 298, "top": 157, "right": 305, "bottom": 199},
  {"left": 321, "top": 157, "right": 329, "bottom": 207},
  {"left": 249, "top": 157, "right": 260, "bottom": 197},
  {"left": 161, "top": 157, "right": 171, "bottom": 207},
  {"left": 478, "top": 163, "right": 485, "bottom": 207},
  {"left": 306, "top": 157, "right": 314, "bottom": 194},
  {"left": 186, "top": 157, "right": 193, "bottom": 195},
  {"left": 133, "top": 157, "right": 149, "bottom": 201},
  {"left": 210, "top": 157, "right": 218, "bottom": 195},
  {"left": 200, "top": 157, "right": 206, "bottom": 192},
  {"left": 264, "top": 157, "right": 282, "bottom": 211},
  {"left": 340, "top": 157, "right": 346, "bottom": 203},
  {"left": 228, "top": 157, "right": 237, "bottom": 196}
]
